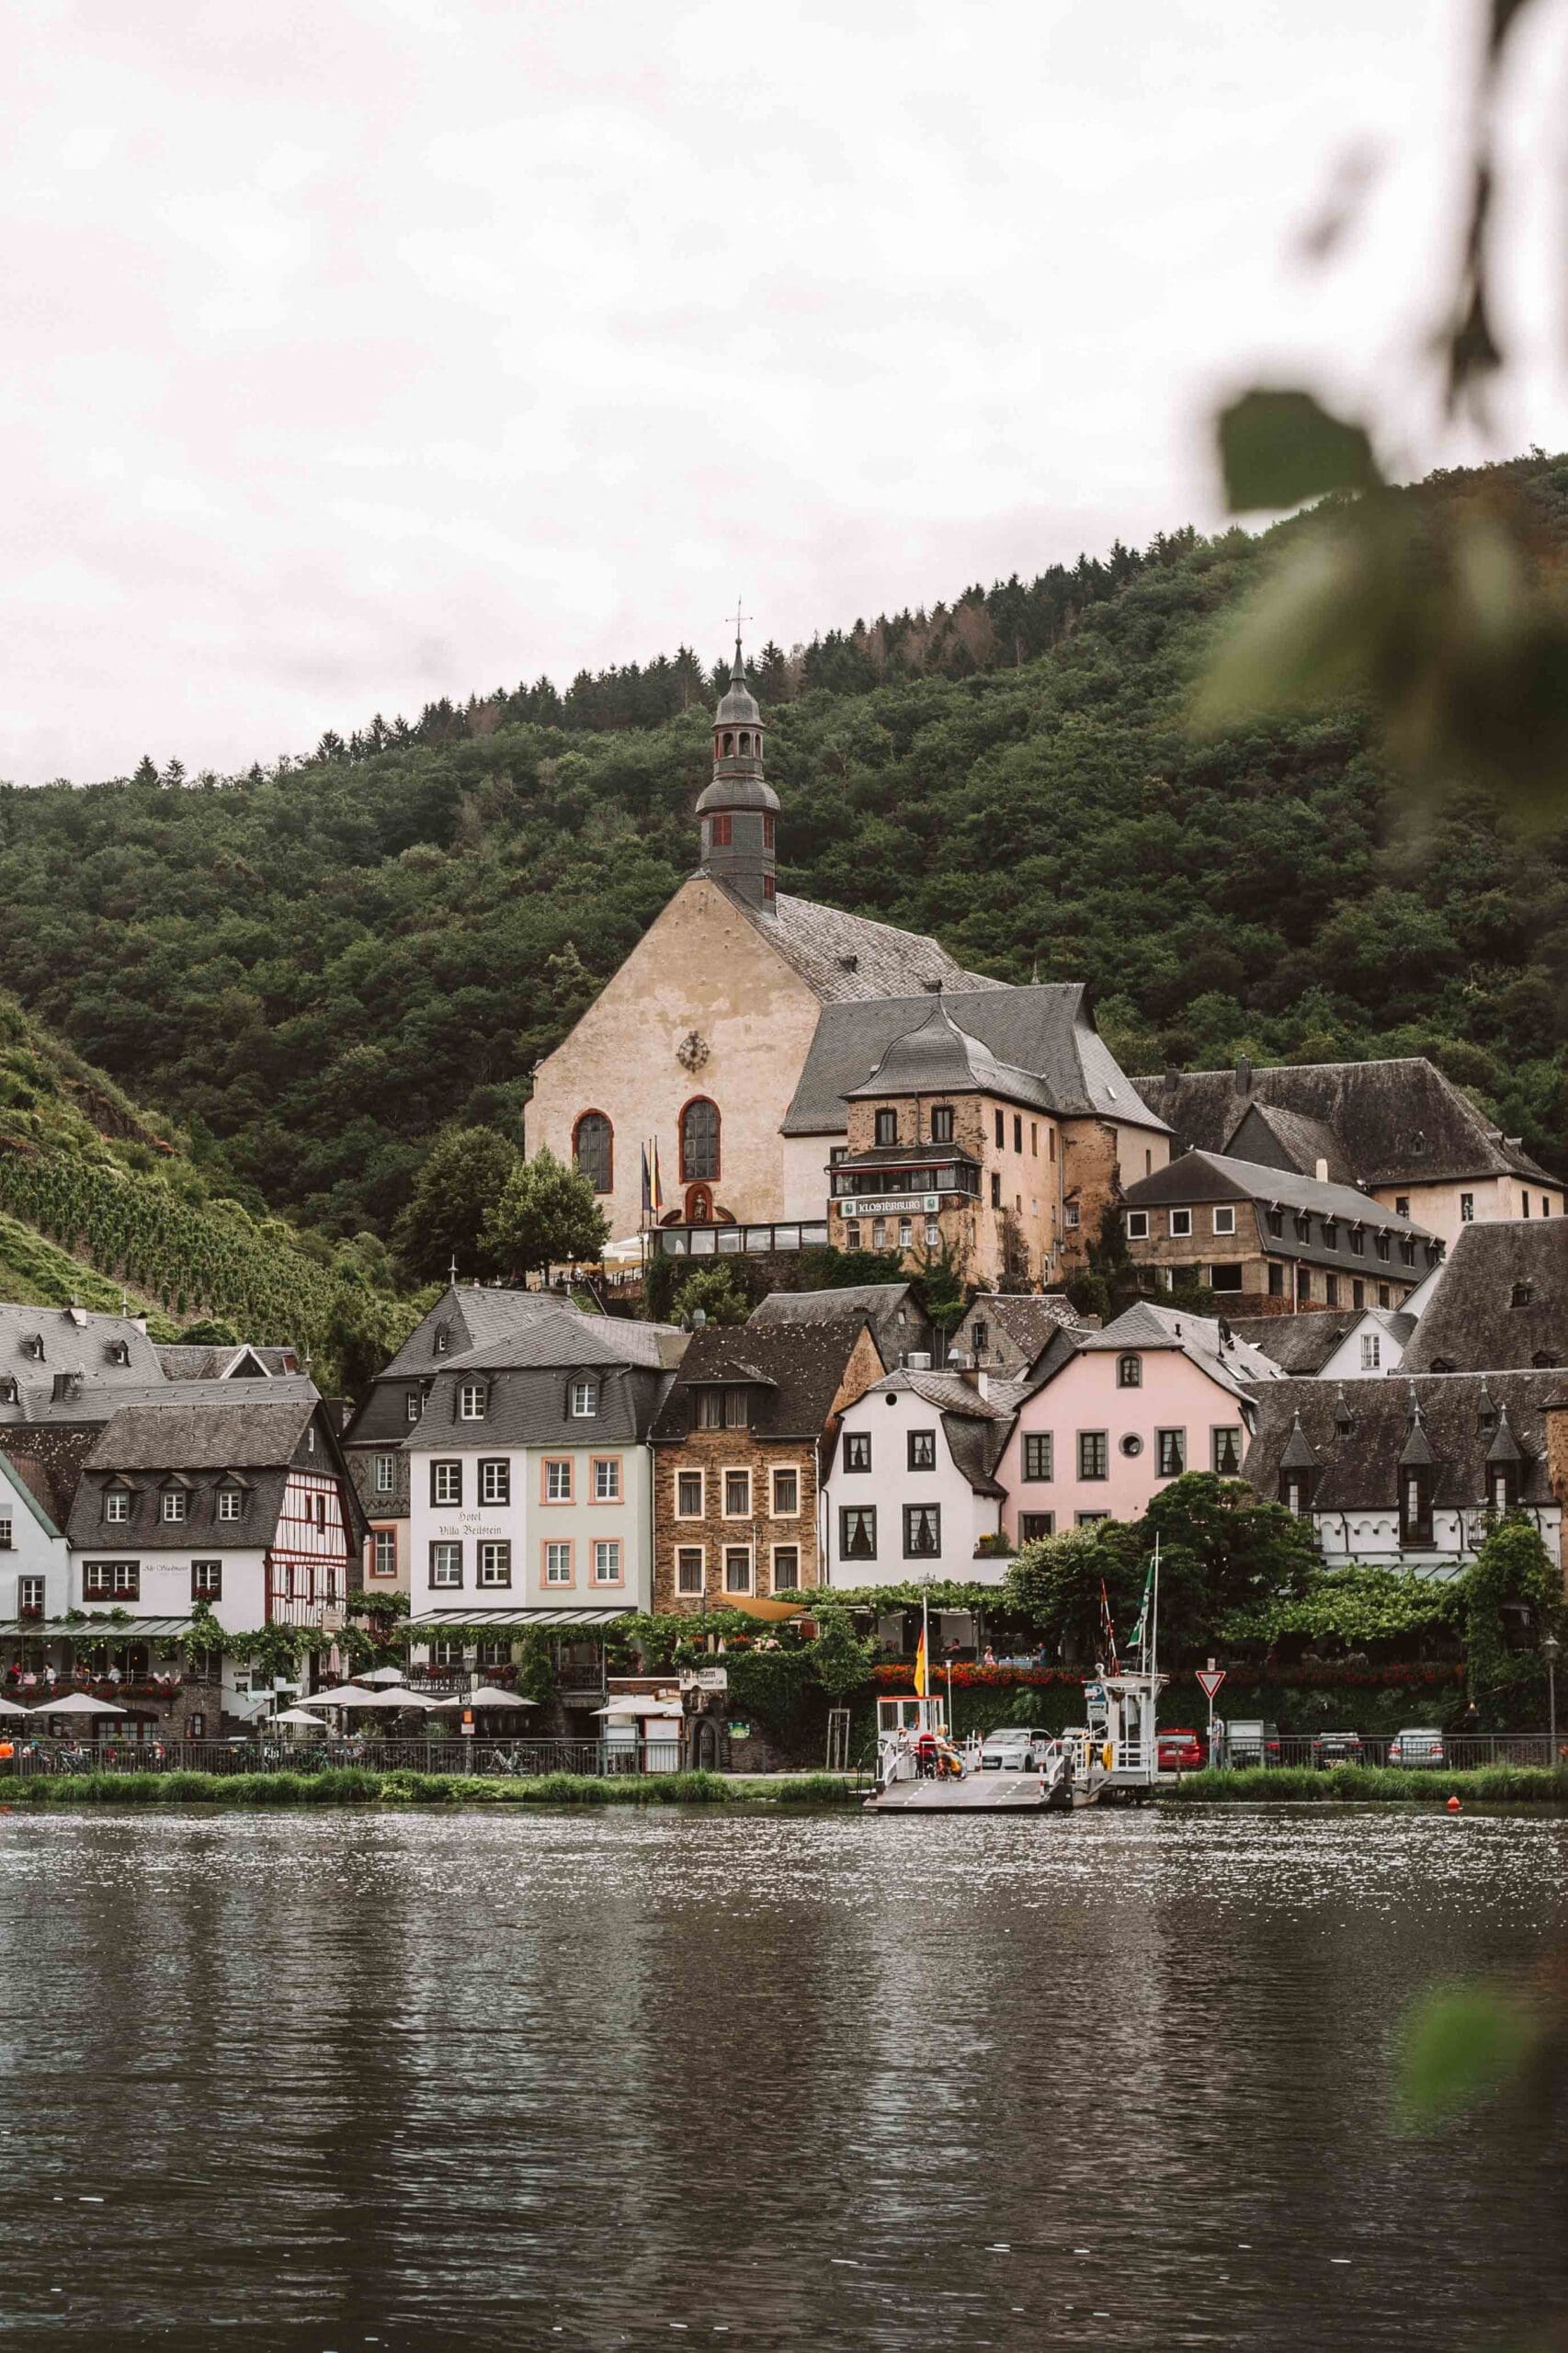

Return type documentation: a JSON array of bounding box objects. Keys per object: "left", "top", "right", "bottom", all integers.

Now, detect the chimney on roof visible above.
[
  {"left": 1314, "top": 1157, "right": 1329, "bottom": 1183},
  {"left": 1235, "top": 1054, "right": 1253, "bottom": 1091},
  {"left": 1164, "top": 1062, "right": 1181, "bottom": 1089}
]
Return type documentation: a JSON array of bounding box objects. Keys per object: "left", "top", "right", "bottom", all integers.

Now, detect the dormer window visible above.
[
  {"left": 1349, "top": 1227, "right": 1365, "bottom": 1256},
  {"left": 570, "top": 1379, "right": 598, "bottom": 1418},
  {"left": 1280, "top": 1469, "right": 1315, "bottom": 1516},
  {"left": 1375, "top": 1233, "right": 1391, "bottom": 1261},
  {"left": 23, "top": 1336, "right": 43, "bottom": 1361},
  {"left": 459, "top": 1381, "right": 488, "bottom": 1422},
  {"left": 406, "top": 1390, "right": 424, "bottom": 1423},
  {"left": 104, "top": 1488, "right": 131, "bottom": 1525},
  {"left": 435, "top": 1326, "right": 451, "bottom": 1356},
  {"left": 1511, "top": 1281, "right": 1534, "bottom": 1309},
  {"left": 161, "top": 1489, "right": 187, "bottom": 1524},
  {"left": 1401, "top": 1470, "right": 1434, "bottom": 1546},
  {"left": 1492, "top": 1462, "right": 1520, "bottom": 1512},
  {"left": 1322, "top": 1221, "right": 1338, "bottom": 1249},
  {"left": 1293, "top": 1213, "right": 1312, "bottom": 1243},
  {"left": 1266, "top": 1208, "right": 1283, "bottom": 1237},
  {"left": 108, "top": 1339, "right": 131, "bottom": 1368},
  {"left": 217, "top": 1484, "right": 244, "bottom": 1523},
  {"left": 0, "top": 1378, "right": 17, "bottom": 1405}
]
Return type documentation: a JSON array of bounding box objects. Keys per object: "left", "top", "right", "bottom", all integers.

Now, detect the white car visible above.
[{"left": 979, "top": 1725, "right": 1053, "bottom": 1771}]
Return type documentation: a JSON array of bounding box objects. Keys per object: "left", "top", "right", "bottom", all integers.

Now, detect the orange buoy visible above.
[{"left": 1447, "top": 1794, "right": 1461, "bottom": 1813}]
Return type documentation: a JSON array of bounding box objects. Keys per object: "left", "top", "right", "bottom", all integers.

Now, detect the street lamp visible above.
[{"left": 1544, "top": 1631, "right": 1561, "bottom": 1766}]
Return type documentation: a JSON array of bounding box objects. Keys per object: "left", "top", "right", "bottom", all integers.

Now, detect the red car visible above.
[{"left": 1157, "top": 1728, "right": 1205, "bottom": 1771}]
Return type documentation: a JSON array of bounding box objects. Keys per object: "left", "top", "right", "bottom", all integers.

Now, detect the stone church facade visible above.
[{"left": 524, "top": 640, "right": 1170, "bottom": 1289}]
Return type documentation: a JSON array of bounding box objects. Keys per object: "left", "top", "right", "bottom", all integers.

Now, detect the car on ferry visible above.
[
  {"left": 978, "top": 1725, "right": 1054, "bottom": 1771},
  {"left": 1312, "top": 1730, "right": 1365, "bottom": 1768}
]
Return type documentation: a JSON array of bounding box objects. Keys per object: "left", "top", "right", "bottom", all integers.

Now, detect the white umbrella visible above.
[
  {"left": 267, "top": 1707, "right": 331, "bottom": 1729},
  {"left": 358, "top": 1664, "right": 409, "bottom": 1685},
  {"left": 31, "top": 1691, "right": 126, "bottom": 1717},
  {"left": 0, "top": 1694, "right": 32, "bottom": 1719},
  {"left": 591, "top": 1699, "right": 684, "bottom": 1720},
  {"left": 462, "top": 1686, "right": 539, "bottom": 1709},
  {"left": 295, "top": 1685, "right": 391, "bottom": 1710}
]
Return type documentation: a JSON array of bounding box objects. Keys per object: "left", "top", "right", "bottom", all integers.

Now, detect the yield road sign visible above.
[{"left": 1196, "top": 1667, "right": 1227, "bottom": 1701}]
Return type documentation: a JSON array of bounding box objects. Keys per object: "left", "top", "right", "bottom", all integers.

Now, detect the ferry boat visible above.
[{"left": 864, "top": 1676, "right": 1160, "bottom": 1812}]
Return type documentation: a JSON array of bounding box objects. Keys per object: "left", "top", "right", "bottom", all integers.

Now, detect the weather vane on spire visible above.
[{"left": 729, "top": 597, "right": 753, "bottom": 671}]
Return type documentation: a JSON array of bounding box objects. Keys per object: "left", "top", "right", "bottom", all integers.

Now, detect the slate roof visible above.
[
  {"left": 783, "top": 984, "right": 1167, "bottom": 1135},
  {"left": 0, "top": 1450, "right": 64, "bottom": 1539},
  {"left": 1064, "top": 1302, "right": 1289, "bottom": 1400},
  {"left": 403, "top": 1361, "right": 674, "bottom": 1452},
  {"left": 155, "top": 1344, "right": 298, "bottom": 1381},
  {"left": 1228, "top": 1312, "right": 1361, "bottom": 1374},
  {"left": 843, "top": 1003, "right": 1056, "bottom": 1113},
  {"left": 1243, "top": 1371, "right": 1563, "bottom": 1515},
  {"left": 349, "top": 1299, "right": 685, "bottom": 1447},
  {"left": 730, "top": 887, "right": 1002, "bottom": 1007},
  {"left": 68, "top": 1395, "right": 360, "bottom": 1552},
  {"left": 1401, "top": 1220, "right": 1568, "bottom": 1373},
  {"left": 651, "top": 1320, "right": 881, "bottom": 1443},
  {"left": 0, "top": 1373, "right": 321, "bottom": 1428},
  {"left": 964, "top": 1293, "right": 1086, "bottom": 1361},
  {"left": 1136, "top": 1059, "right": 1562, "bottom": 1188},
  {"left": 0, "top": 1304, "right": 165, "bottom": 1403},
  {"left": 378, "top": 1285, "right": 584, "bottom": 1378},
  {"left": 750, "top": 1283, "right": 930, "bottom": 1367},
  {"left": 1120, "top": 1150, "right": 1428, "bottom": 1235},
  {"left": 85, "top": 1398, "right": 318, "bottom": 1472},
  {"left": 1222, "top": 1103, "right": 1358, "bottom": 1185}
]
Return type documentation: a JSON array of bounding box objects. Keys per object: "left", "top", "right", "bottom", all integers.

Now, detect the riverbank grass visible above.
[
  {"left": 1163, "top": 1764, "right": 1568, "bottom": 1804},
  {"left": 0, "top": 1768, "right": 867, "bottom": 1809}
]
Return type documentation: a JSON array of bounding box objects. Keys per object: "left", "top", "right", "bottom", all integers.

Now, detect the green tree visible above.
[
  {"left": 1003, "top": 1524, "right": 1142, "bottom": 1665},
  {"left": 1465, "top": 1515, "right": 1561, "bottom": 1714},
  {"left": 671, "top": 1266, "right": 754, "bottom": 1326},
  {"left": 809, "top": 1609, "right": 875, "bottom": 1699},
  {"left": 483, "top": 1148, "right": 608, "bottom": 1280},
  {"left": 177, "top": 1315, "right": 240, "bottom": 1347},
  {"left": 392, "top": 1124, "right": 519, "bottom": 1282}
]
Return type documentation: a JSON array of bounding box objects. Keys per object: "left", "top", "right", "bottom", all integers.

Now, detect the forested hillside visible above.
[{"left": 5, "top": 450, "right": 1567, "bottom": 1237}]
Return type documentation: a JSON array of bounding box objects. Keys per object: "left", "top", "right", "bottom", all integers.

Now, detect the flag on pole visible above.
[
  {"left": 1127, "top": 1560, "right": 1154, "bottom": 1660},
  {"left": 914, "top": 1623, "right": 928, "bottom": 1698},
  {"left": 1098, "top": 1578, "right": 1120, "bottom": 1674},
  {"left": 640, "top": 1144, "right": 653, "bottom": 1223},
  {"left": 651, "top": 1140, "right": 665, "bottom": 1217}
]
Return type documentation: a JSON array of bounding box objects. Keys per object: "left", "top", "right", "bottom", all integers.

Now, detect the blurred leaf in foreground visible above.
[
  {"left": 1397, "top": 1983, "right": 1540, "bottom": 2127},
  {"left": 1194, "top": 438, "right": 1568, "bottom": 823},
  {"left": 1217, "top": 388, "right": 1381, "bottom": 512}
]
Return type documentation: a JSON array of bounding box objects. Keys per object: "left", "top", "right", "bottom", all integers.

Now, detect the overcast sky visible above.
[{"left": 6, "top": 0, "right": 1568, "bottom": 785}]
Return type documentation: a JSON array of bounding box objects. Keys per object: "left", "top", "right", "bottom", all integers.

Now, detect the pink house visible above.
[{"left": 995, "top": 1302, "right": 1287, "bottom": 1540}]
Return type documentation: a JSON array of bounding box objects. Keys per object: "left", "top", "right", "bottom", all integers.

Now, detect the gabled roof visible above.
[
  {"left": 1120, "top": 1150, "right": 1428, "bottom": 1235},
  {"left": 1401, "top": 1220, "right": 1568, "bottom": 1373},
  {"left": 155, "top": 1344, "right": 298, "bottom": 1381},
  {"left": 1243, "top": 1370, "right": 1562, "bottom": 1515},
  {"left": 725, "top": 886, "right": 1003, "bottom": 1007},
  {"left": 84, "top": 1398, "right": 319, "bottom": 1472},
  {"left": 1062, "top": 1301, "right": 1288, "bottom": 1401},
  {"left": 1136, "top": 1058, "right": 1562, "bottom": 1188},
  {"left": 651, "top": 1320, "right": 880, "bottom": 1443},
  {"left": 845, "top": 1365, "right": 1031, "bottom": 1495},
  {"left": 962, "top": 1293, "right": 1086, "bottom": 1359},
  {"left": 404, "top": 1360, "right": 674, "bottom": 1451},
  {"left": 1222, "top": 1102, "right": 1358, "bottom": 1185},
  {"left": 783, "top": 983, "right": 1167, "bottom": 1135},
  {"left": 1228, "top": 1311, "right": 1362, "bottom": 1375},
  {"left": 0, "top": 1305, "right": 165, "bottom": 1396},
  {"left": 0, "top": 1372, "right": 321, "bottom": 1428},
  {"left": 378, "top": 1285, "right": 586, "bottom": 1379},
  {"left": 843, "top": 1003, "right": 1054, "bottom": 1113},
  {"left": 750, "top": 1284, "right": 930, "bottom": 1368}
]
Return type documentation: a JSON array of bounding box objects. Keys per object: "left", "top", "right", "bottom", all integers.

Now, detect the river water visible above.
[{"left": 0, "top": 1805, "right": 1562, "bottom": 2352}]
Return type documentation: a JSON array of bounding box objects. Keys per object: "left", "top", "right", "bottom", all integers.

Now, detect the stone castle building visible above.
[{"left": 525, "top": 639, "right": 1169, "bottom": 1289}]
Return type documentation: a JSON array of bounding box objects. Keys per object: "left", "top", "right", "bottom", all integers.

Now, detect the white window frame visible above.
[
  {"left": 544, "top": 1459, "right": 573, "bottom": 1504},
  {"left": 105, "top": 1489, "right": 130, "bottom": 1525},
  {"left": 1125, "top": 1210, "right": 1149, "bottom": 1240},
  {"left": 477, "top": 1540, "right": 511, "bottom": 1588},
  {"left": 543, "top": 1540, "right": 573, "bottom": 1586},
  {"left": 1211, "top": 1205, "right": 1235, "bottom": 1235},
  {"left": 0, "top": 1517, "right": 13, "bottom": 1552},
  {"left": 429, "top": 1541, "right": 462, "bottom": 1588},
  {"left": 722, "top": 1466, "right": 753, "bottom": 1520},
  {"left": 570, "top": 1380, "right": 598, "bottom": 1418},
  {"left": 161, "top": 1490, "right": 187, "bottom": 1524},
  {"left": 1361, "top": 1334, "right": 1381, "bottom": 1370},
  {"left": 769, "top": 1542, "right": 801, "bottom": 1594},
  {"left": 433, "top": 1461, "right": 462, "bottom": 1506},
  {"left": 458, "top": 1381, "right": 487, "bottom": 1422},
  {"left": 722, "top": 1544, "right": 754, "bottom": 1596},
  {"left": 769, "top": 1465, "right": 801, "bottom": 1518},
  {"left": 372, "top": 1529, "right": 397, "bottom": 1578},
  {"left": 675, "top": 1545, "right": 706, "bottom": 1597},
  {"left": 593, "top": 1456, "right": 621, "bottom": 1503},
  {"left": 591, "top": 1538, "right": 622, "bottom": 1586},
  {"left": 373, "top": 1454, "right": 396, "bottom": 1495},
  {"left": 406, "top": 1390, "right": 423, "bottom": 1423},
  {"left": 674, "top": 1468, "right": 705, "bottom": 1519},
  {"left": 479, "top": 1459, "right": 509, "bottom": 1506},
  {"left": 1169, "top": 1209, "right": 1192, "bottom": 1238}
]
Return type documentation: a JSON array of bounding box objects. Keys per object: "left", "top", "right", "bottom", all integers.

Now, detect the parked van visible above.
[{"left": 1222, "top": 1719, "right": 1280, "bottom": 1768}]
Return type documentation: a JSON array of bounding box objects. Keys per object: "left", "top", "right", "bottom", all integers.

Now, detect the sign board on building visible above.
[
  {"left": 839, "top": 1196, "right": 942, "bottom": 1218},
  {"left": 679, "top": 1666, "right": 729, "bottom": 1693}
]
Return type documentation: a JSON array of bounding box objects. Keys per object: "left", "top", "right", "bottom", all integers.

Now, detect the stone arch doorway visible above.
[{"left": 687, "top": 1715, "right": 723, "bottom": 1771}]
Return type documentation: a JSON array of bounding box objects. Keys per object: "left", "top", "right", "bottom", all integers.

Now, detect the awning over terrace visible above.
[
  {"left": 0, "top": 1618, "right": 197, "bottom": 1640},
  {"left": 406, "top": 1608, "right": 632, "bottom": 1631}
]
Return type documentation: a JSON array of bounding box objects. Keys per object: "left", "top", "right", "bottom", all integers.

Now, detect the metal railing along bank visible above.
[
  {"left": 1208, "top": 1733, "right": 1562, "bottom": 1770},
  {"left": 0, "top": 1737, "right": 689, "bottom": 1778}
]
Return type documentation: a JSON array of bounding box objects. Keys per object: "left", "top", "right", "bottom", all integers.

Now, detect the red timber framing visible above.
[{"left": 267, "top": 1472, "right": 350, "bottom": 1626}]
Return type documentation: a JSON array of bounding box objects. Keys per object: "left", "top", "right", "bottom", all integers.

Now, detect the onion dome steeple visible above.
[{"left": 697, "top": 618, "right": 778, "bottom": 913}]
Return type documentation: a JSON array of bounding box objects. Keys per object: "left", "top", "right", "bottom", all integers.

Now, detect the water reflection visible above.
[{"left": 0, "top": 1806, "right": 1561, "bottom": 2349}]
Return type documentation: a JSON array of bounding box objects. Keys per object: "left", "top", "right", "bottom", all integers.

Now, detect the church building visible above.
[{"left": 524, "top": 639, "right": 1169, "bottom": 1290}]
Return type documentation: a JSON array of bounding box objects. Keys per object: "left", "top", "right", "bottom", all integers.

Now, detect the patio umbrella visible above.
[
  {"left": 0, "top": 1694, "right": 32, "bottom": 1719},
  {"left": 591, "top": 1699, "right": 684, "bottom": 1720},
  {"left": 358, "top": 1665, "right": 409, "bottom": 1685},
  {"left": 267, "top": 1707, "right": 331, "bottom": 1729},
  {"left": 30, "top": 1692, "right": 126, "bottom": 1717},
  {"left": 294, "top": 1685, "right": 389, "bottom": 1710},
  {"left": 462, "top": 1687, "right": 539, "bottom": 1709}
]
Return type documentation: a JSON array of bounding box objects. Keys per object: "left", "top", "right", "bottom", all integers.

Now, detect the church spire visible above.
[{"left": 696, "top": 611, "right": 779, "bottom": 913}]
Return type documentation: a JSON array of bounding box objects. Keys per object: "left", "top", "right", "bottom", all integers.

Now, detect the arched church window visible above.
[
  {"left": 722, "top": 732, "right": 734, "bottom": 756},
  {"left": 681, "top": 1097, "right": 720, "bottom": 1183},
  {"left": 738, "top": 732, "right": 749, "bottom": 753},
  {"left": 574, "top": 1111, "right": 613, "bottom": 1194}
]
